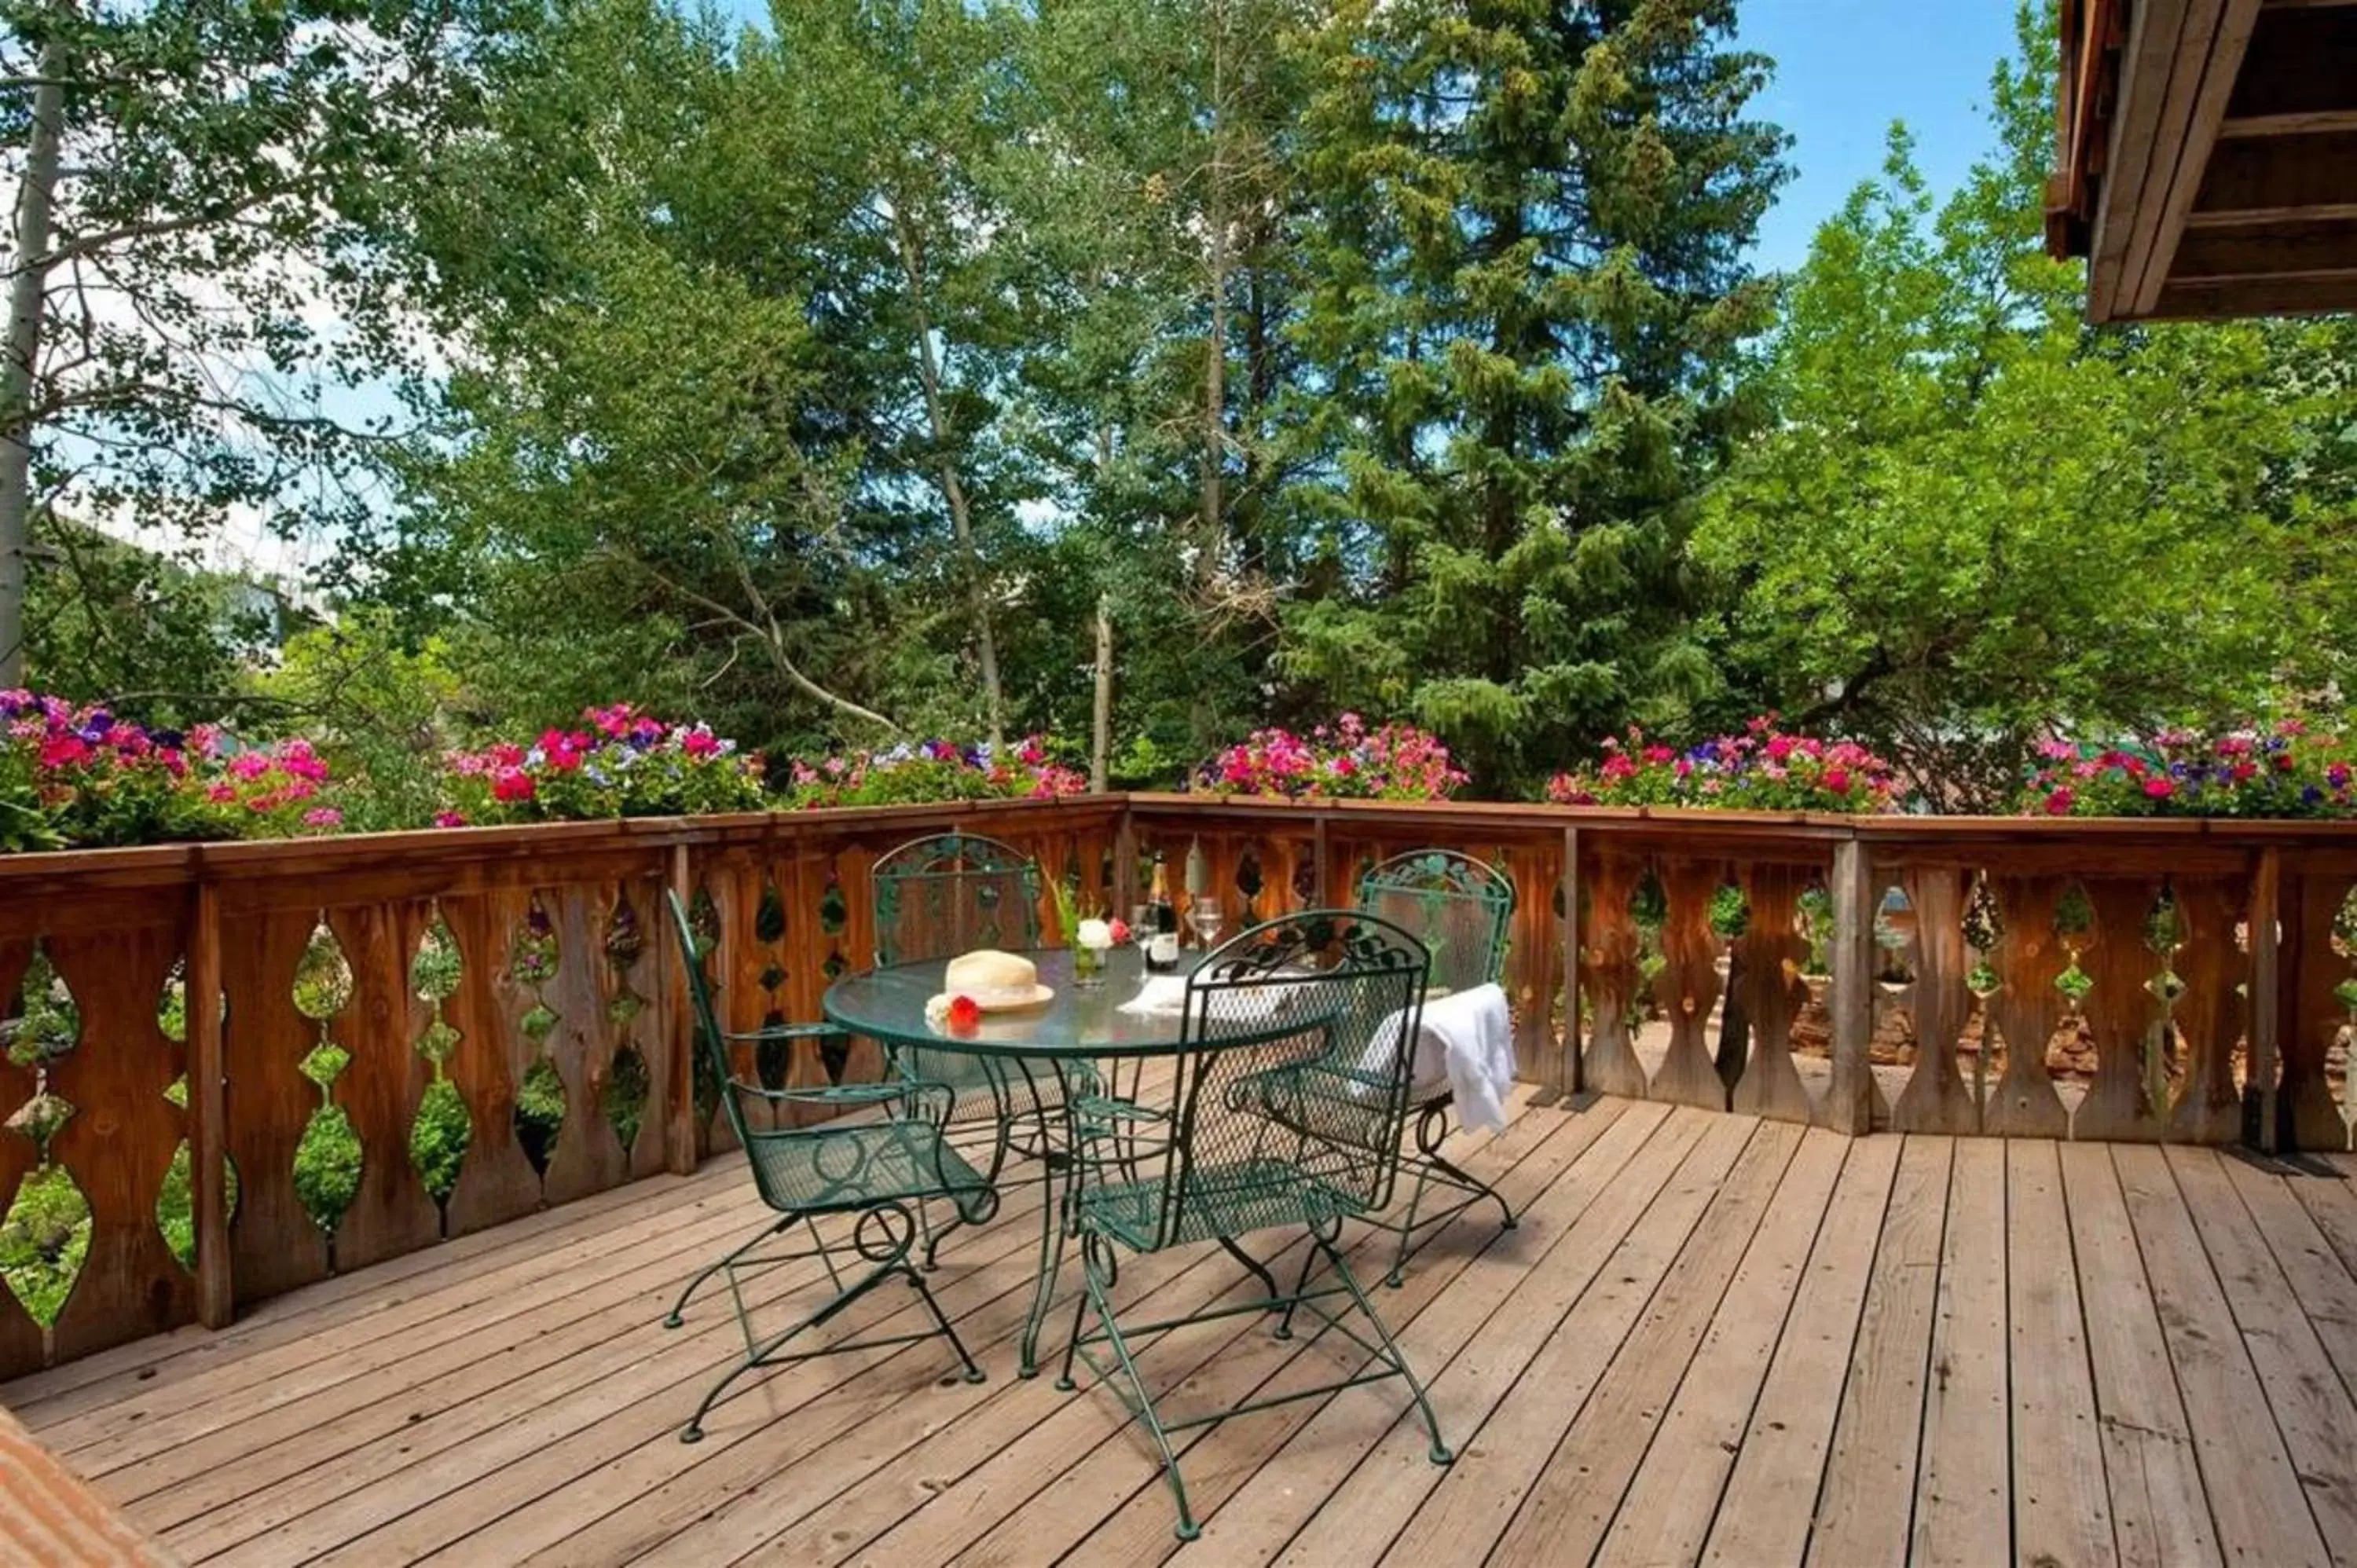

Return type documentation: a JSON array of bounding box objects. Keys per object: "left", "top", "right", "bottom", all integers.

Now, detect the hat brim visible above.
[{"left": 932, "top": 984, "right": 1055, "bottom": 1015}]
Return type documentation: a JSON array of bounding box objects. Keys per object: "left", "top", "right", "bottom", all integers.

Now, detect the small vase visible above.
[{"left": 1073, "top": 943, "right": 1109, "bottom": 988}]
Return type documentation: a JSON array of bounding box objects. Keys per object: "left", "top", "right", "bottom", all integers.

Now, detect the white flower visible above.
[{"left": 1076, "top": 918, "right": 1113, "bottom": 951}]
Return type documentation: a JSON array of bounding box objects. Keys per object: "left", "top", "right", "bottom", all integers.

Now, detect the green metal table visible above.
[{"left": 823, "top": 943, "right": 1198, "bottom": 1377}]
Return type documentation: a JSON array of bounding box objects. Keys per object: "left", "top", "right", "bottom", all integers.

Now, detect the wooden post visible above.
[
  {"left": 664, "top": 842, "right": 699, "bottom": 1175},
  {"left": 2249, "top": 846, "right": 2281, "bottom": 1154},
  {"left": 1113, "top": 808, "right": 1137, "bottom": 918},
  {"left": 186, "top": 879, "right": 233, "bottom": 1328},
  {"left": 1827, "top": 837, "right": 1876, "bottom": 1136},
  {"left": 1311, "top": 814, "right": 1329, "bottom": 906},
  {"left": 1558, "top": 826, "right": 1582, "bottom": 1104}
]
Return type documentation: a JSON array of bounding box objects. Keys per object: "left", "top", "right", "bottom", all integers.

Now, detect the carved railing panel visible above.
[
  {"left": 1649, "top": 858, "right": 1728, "bottom": 1110},
  {"left": 1982, "top": 875, "right": 2070, "bottom": 1138},
  {"left": 1730, "top": 863, "right": 1815, "bottom": 1125},
  {"left": 2071, "top": 879, "right": 2170, "bottom": 1143},
  {"left": 1890, "top": 866, "right": 1978, "bottom": 1134},
  {"left": 2284, "top": 874, "right": 2357, "bottom": 1152}
]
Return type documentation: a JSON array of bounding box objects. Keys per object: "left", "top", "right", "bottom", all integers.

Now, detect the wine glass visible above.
[{"left": 1187, "top": 895, "right": 1223, "bottom": 951}]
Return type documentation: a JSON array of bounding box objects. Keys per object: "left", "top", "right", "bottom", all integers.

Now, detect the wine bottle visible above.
[{"left": 1146, "top": 852, "right": 1180, "bottom": 970}]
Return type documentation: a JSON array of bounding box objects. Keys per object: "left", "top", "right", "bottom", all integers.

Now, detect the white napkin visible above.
[
  {"left": 1117, "top": 973, "right": 1189, "bottom": 1017},
  {"left": 1351, "top": 984, "right": 1516, "bottom": 1134},
  {"left": 1116, "top": 969, "right": 1311, "bottom": 1021}
]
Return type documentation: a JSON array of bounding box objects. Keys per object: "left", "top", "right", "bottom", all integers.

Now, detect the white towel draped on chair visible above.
[{"left": 1352, "top": 983, "right": 1516, "bottom": 1133}]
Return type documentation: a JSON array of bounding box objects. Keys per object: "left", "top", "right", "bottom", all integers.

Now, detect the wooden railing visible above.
[{"left": 0, "top": 793, "right": 2351, "bottom": 1379}]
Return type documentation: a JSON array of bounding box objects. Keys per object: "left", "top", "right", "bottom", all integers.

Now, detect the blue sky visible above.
[{"left": 1740, "top": 0, "right": 2023, "bottom": 270}]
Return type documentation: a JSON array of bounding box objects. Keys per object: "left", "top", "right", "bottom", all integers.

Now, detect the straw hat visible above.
[{"left": 937, "top": 949, "right": 1054, "bottom": 1012}]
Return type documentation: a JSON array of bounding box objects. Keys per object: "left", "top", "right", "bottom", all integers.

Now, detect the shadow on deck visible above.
[{"left": 4, "top": 1090, "right": 2355, "bottom": 1567}]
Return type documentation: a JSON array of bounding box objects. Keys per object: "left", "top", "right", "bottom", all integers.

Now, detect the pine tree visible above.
[{"left": 1284, "top": 0, "right": 1787, "bottom": 788}]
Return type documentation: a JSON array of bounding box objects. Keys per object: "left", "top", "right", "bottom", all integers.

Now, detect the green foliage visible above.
[
  {"left": 409, "top": 1079, "right": 471, "bottom": 1206},
  {"left": 293, "top": 1105, "right": 363, "bottom": 1235},
  {"left": 0, "top": 1166, "right": 89, "bottom": 1326},
  {"left": 156, "top": 1148, "right": 239, "bottom": 1273},
  {"left": 24, "top": 521, "right": 278, "bottom": 718},
  {"left": 4, "top": 949, "right": 77, "bottom": 1068},
  {"left": 254, "top": 611, "right": 472, "bottom": 833},
  {"left": 1694, "top": 6, "right": 2357, "bottom": 804},
  {"left": 603, "top": 1048, "right": 650, "bottom": 1153},
  {"left": 1278, "top": 0, "right": 1790, "bottom": 790},
  {"left": 514, "top": 1057, "right": 566, "bottom": 1174},
  {"left": 2, "top": 0, "right": 537, "bottom": 683}
]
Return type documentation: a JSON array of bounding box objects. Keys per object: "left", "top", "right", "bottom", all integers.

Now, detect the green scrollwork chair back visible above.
[
  {"left": 659, "top": 891, "right": 994, "bottom": 1441},
  {"left": 868, "top": 833, "right": 1048, "bottom": 1259},
  {"left": 1355, "top": 849, "right": 1514, "bottom": 994},
  {"left": 871, "top": 832, "right": 1043, "bottom": 966}
]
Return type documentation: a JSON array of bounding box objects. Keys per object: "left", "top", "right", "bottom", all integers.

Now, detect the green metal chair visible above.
[
  {"left": 1055, "top": 909, "right": 1450, "bottom": 1541},
  {"left": 661, "top": 891, "right": 993, "bottom": 1443},
  {"left": 1354, "top": 849, "right": 1519, "bottom": 1284},
  {"left": 871, "top": 832, "right": 1046, "bottom": 1262}
]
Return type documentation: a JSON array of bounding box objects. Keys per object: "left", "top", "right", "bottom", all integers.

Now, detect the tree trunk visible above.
[
  {"left": 0, "top": 42, "right": 67, "bottom": 687},
  {"left": 1090, "top": 594, "right": 1113, "bottom": 791},
  {"left": 1196, "top": 0, "right": 1229, "bottom": 596},
  {"left": 893, "top": 212, "right": 1005, "bottom": 747}
]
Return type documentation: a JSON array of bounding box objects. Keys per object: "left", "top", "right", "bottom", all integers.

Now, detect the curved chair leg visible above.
[
  {"left": 1217, "top": 1236, "right": 1281, "bottom": 1304},
  {"left": 1386, "top": 1160, "right": 1436, "bottom": 1288},
  {"left": 1428, "top": 1146, "right": 1518, "bottom": 1232},
  {"left": 665, "top": 1215, "right": 795, "bottom": 1328},
  {"left": 1273, "top": 1243, "right": 1321, "bottom": 1341},
  {"left": 1080, "top": 1259, "right": 1200, "bottom": 1541},
  {"left": 1311, "top": 1229, "right": 1452, "bottom": 1466},
  {"left": 681, "top": 1254, "right": 899, "bottom": 1441},
  {"left": 905, "top": 1267, "right": 986, "bottom": 1384}
]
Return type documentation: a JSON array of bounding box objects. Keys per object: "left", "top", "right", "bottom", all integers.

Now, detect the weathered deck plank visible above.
[{"left": 7, "top": 1097, "right": 2357, "bottom": 1568}]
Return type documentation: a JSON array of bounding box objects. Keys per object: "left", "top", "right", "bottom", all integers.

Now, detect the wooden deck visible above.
[{"left": 5, "top": 1091, "right": 2357, "bottom": 1567}]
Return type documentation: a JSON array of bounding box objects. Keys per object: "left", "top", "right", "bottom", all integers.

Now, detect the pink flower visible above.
[
  {"left": 2143, "top": 778, "right": 2175, "bottom": 800},
  {"left": 2044, "top": 788, "right": 2075, "bottom": 815},
  {"left": 206, "top": 782, "right": 236, "bottom": 804},
  {"left": 1823, "top": 768, "right": 1851, "bottom": 794},
  {"left": 302, "top": 808, "right": 343, "bottom": 830},
  {"left": 434, "top": 811, "right": 468, "bottom": 828},
  {"left": 492, "top": 768, "right": 537, "bottom": 804},
  {"left": 680, "top": 728, "right": 720, "bottom": 759},
  {"left": 37, "top": 735, "right": 90, "bottom": 769}
]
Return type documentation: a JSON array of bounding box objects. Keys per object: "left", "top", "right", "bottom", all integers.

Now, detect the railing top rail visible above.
[{"left": 2, "top": 793, "right": 2356, "bottom": 891}]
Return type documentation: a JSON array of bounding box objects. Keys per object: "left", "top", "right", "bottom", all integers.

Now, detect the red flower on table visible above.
[{"left": 945, "top": 995, "right": 982, "bottom": 1034}]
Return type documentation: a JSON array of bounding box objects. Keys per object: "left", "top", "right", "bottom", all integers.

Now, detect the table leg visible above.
[{"left": 1016, "top": 1061, "right": 1070, "bottom": 1379}]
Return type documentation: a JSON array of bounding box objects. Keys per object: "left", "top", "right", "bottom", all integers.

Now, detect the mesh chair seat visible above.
[
  {"left": 743, "top": 1119, "right": 989, "bottom": 1215},
  {"left": 1076, "top": 1157, "right": 1368, "bottom": 1254}
]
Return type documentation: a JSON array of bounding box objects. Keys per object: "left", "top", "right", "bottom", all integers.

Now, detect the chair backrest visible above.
[
  {"left": 1129, "top": 910, "right": 1428, "bottom": 1247},
  {"left": 1355, "top": 849, "right": 1513, "bottom": 994},
  {"left": 871, "top": 833, "right": 1042, "bottom": 965},
  {"left": 666, "top": 889, "right": 753, "bottom": 1152}
]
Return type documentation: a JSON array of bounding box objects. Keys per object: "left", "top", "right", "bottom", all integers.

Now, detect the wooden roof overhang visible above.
[{"left": 2048, "top": 0, "right": 2357, "bottom": 321}]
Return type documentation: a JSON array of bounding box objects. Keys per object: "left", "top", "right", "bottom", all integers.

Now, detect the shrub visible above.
[
  {"left": 1546, "top": 720, "right": 1900, "bottom": 813},
  {"left": 2018, "top": 723, "right": 2356, "bottom": 818},
  {"left": 1197, "top": 715, "right": 1467, "bottom": 800}
]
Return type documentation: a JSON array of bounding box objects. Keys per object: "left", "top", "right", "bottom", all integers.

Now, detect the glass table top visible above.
[{"left": 822, "top": 944, "right": 1208, "bottom": 1059}]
